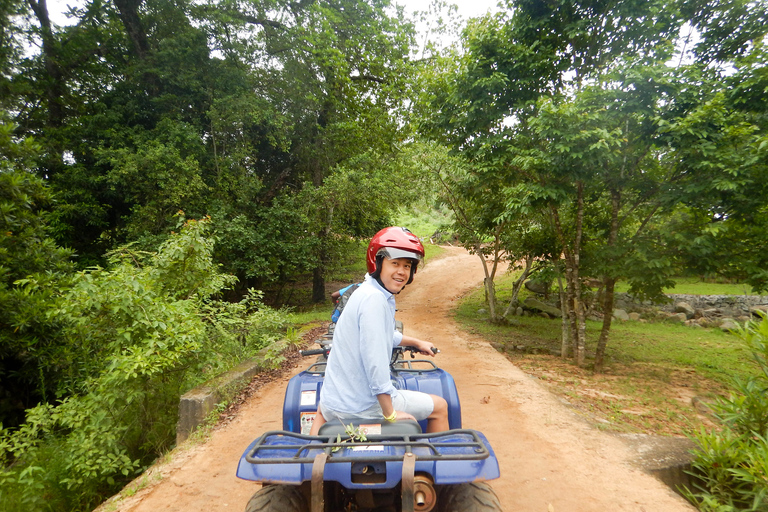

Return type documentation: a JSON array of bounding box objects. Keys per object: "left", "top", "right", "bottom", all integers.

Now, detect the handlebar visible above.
[
  {"left": 300, "top": 348, "right": 329, "bottom": 357},
  {"left": 397, "top": 345, "right": 440, "bottom": 358},
  {"left": 301, "top": 345, "right": 439, "bottom": 358}
]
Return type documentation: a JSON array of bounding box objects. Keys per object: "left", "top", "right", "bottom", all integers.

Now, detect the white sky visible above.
[
  {"left": 47, "top": 0, "right": 504, "bottom": 29},
  {"left": 400, "top": 0, "right": 502, "bottom": 20}
]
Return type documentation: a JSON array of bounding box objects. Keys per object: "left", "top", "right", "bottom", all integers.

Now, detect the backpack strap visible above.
[{"left": 331, "top": 283, "right": 360, "bottom": 323}]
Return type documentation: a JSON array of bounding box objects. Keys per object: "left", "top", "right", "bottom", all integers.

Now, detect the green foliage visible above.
[
  {"left": 0, "top": 118, "right": 75, "bottom": 426},
  {"left": 416, "top": 0, "right": 768, "bottom": 368},
  {"left": 686, "top": 316, "right": 768, "bottom": 511},
  {"left": 0, "top": 217, "right": 291, "bottom": 512},
  {"left": 455, "top": 270, "right": 756, "bottom": 383}
]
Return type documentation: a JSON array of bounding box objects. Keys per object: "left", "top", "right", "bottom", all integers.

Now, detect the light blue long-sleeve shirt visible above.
[{"left": 319, "top": 274, "right": 403, "bottom": 415}]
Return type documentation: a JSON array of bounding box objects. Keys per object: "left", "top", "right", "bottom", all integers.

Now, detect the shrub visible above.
[
  {"left": 686, "top": 316, "right": 768, "bottom": 511},
  {"left": 0, "top": 216, "right": 292, "bottom": 511}
]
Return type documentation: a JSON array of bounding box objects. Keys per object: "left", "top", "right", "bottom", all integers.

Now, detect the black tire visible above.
[
  {"left": 244, "top": 484, "right": 308, "bottom": 512},
  {"left": 437, "top": 482, "right": 502, "bottom": 512}
]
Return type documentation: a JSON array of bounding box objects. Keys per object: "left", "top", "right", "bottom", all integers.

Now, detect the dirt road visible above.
[{"left": 98, "top": 246, "right": 696, "bottom": 512}]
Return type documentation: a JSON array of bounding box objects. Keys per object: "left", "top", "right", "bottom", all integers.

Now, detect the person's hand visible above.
[
  {"left": 395, "top": 410, "right": 416, "bottom": 422},
  {"left": 415, "top": 339, "right": 437, "bottom": 357}
]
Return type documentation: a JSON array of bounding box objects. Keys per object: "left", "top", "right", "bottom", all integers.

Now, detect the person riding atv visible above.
[{"left": 311, "top": 227, "right": 448, "bottom": 435}]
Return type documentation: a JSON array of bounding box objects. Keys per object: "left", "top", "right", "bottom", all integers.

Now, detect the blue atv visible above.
[{"left": 236, "top": 341, "right": 501, "bottom": 512}]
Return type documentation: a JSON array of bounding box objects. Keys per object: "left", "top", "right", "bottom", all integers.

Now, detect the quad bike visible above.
[{"left": 236, "top": 335, "right": 502, "bottom": 512}]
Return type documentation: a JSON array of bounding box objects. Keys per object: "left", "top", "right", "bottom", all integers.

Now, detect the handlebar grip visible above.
[
  {"left": 300, "top": 348, "right": 327, "bottom": 356},
  {"left": 431, "top": 347, "right": 440, "bottom": 354}
]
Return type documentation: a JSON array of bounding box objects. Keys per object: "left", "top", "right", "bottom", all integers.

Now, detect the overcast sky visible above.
[{"left": 46, "top": 0, "right": 504, "bottom": 28}]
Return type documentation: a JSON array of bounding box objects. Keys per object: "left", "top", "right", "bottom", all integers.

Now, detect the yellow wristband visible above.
[{"left": 384, "top": 411, "right": 397, "bottom": 423}]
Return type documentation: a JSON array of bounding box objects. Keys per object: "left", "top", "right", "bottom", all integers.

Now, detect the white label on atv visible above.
[
  {"left": 352, "top": 445, "right": 384, "bottom": 451},
  {"left": 359, "top": 424, "right": 382, "bottom": 436},
  {"left": 300, "top": 390, "right": 317, "bottom": 406},
  {"left": 300, "top": 412, "right": 316, "bottom": 435}
]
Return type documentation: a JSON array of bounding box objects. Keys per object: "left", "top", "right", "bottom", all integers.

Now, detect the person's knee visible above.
[{"left": 431, "top": 395, "right": 448, "bottom": 416}]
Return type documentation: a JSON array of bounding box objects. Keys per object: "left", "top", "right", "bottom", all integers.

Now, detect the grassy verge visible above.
[
  {"left": 455, "top": 274, "right": 759, "bottom": 436},
  {"left": 616, "top": 276, "right": 760, "bottom": 296}
]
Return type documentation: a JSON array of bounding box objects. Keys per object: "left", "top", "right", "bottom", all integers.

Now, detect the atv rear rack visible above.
[
  {"left": 245, "top": 428, "right": 490, "bottom": 464},
  {"left": 244, "top": 429, "right": 494, "bottom": 512}
]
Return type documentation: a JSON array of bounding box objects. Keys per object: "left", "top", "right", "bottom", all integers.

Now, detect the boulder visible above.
[
  {"left": 629, "top": 312, "right": 641, "bottom": 321},
  {"left": 719, "top": 318, "right": 740, "bottom": 332},
  {"left": 668, "top": 313, "right": 687, "bottom": 323},
  {"left": 523, "top": 297, "right": 562, "bottom": 318},
  {"left": 674, "top": 302, "right": 695, "bottom": 319},
  {"left": 749, "top": 305, "right": 768, "bottom": 318},
  {"left": 524, "top": 279, "right": 551, "bottom": 295},
  {"left": 613, "top": 309, "right": 630, "bottom": 321}
]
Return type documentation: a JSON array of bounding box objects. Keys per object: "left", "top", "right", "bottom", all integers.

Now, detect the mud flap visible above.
[
  {"left": 311, "top": 452, "right": 328, "bottom": 512},
  {"left": 401, "top": 452, "right": 416, "bottom": 512}
]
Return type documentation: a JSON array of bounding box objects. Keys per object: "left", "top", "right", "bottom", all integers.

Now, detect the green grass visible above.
[
  {"left": 453, "top": 272, "right": 765, "bottom": 435},
  {"left": 455, "top": 273, "right": 759, "bottom": 386},
  {"left": 616, "top": 276, "right": 761, "bottom": 296}
]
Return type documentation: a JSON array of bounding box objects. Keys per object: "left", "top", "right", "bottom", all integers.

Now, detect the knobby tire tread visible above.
[
  {"left": 244, "top": 484, "right": 308, "bottom": 512},
  {"left": 438, "top": 482, "right": 502, "bottom": 512}
]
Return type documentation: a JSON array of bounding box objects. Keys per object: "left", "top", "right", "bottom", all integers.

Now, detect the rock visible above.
[
  {"left": 539, "top": 312, "right": 551, "bottom": 319},
  {"left": 523, "top": 297, "right": 562, "bottom": 318},
  {"left": 613, "top": 309, "right": 630, "bottom": 321},
  {"left": 515, "top": 307, "right": 524, "bottom": 316},
  {"left": 719, "top": 318, "right": 740, "bottom": 332},
  {"left": 674, "top": 302, "right": 695, "bottom": 319},
  {"left": 668, "top": 313, "right": 687, "bottom": 323},
  {"left": 629, "top": 312, "right": 641, "bottom": 321},
  {"left": 524, "top": 279, "right": 551, "bottom": 295},
  {"left": 749, "top": 305, "right": 768, "bottom": 318},
  {"left": 477, "top": 308, "right": 487, "bottom": 315}
]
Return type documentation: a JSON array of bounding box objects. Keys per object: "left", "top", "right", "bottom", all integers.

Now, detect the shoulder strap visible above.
[{"left": 331, "top": 283, "right": 360, "bottom": 323}]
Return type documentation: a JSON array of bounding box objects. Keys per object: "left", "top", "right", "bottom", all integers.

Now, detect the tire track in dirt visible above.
[{"left": 97, "top": 246, "right": 695, "bottom": 512}]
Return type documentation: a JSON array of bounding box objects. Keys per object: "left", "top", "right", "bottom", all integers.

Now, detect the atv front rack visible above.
[{"left": 239, "top": 429, "right": 498, "bottom": 512}]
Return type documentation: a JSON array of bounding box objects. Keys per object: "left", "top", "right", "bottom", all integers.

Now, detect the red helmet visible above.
[{"left": 367, "top": 227, "right": 425, "bottom": 284}]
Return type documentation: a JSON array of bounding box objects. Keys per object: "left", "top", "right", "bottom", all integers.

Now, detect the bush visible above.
[
  {"left": 0, "top": 217, "right": 292, "bottom": 511},
  {"left": 686, "top": 316, "right": 768, "bottom": 511}
]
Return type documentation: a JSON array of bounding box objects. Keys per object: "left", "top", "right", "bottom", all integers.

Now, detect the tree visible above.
[
  {"left": 418, "top": 0, "right": 768, "bottom": 370},
  {"left": 417, "top": 1, "right": 685, "bottom": 366},
  {"left": 3, "top": 0, "right": 421, "bottom": 298},
  {"left": 0, "top": 117, "right": 74, "bottom": 427}
]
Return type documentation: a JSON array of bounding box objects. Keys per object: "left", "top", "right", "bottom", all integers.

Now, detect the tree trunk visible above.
[
  {"left": 594, "top": 278, "right": 616, "bottom": 372},
  {"left": 594, "top": 188, "right": 621, "bottom": 372},
  {"left": 27, "top": 0, "right": 65, "bottom": 174},
  {"left": 113, "top": 0, "right": 151, "bottom": 58},
  {"left": 502, "top": 257, "right": 532, "bottom": 318},
  {"left": 551, "top": 181, "right": 586, "bottom": 367},
  {"left": 558, "top": 273, "right": 570, "bottom": 359},
  {"left": 573, "top": 182, "right": 586, "bottom": 367}
]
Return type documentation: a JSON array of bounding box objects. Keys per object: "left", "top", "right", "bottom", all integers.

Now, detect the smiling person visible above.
[{"left": 310, "top": 227, "right": 449, "bottom": 435}]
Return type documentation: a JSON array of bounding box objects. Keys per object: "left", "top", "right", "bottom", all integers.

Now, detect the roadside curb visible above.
[
  {"left": 176, "top": 324, "right": 320, "bottom": 444},
  {"left": 620, "top": 433, "right": 699, "bottom": 496},
  {"left": 176, "top": 351, "right": 271, "bottom": 445}
]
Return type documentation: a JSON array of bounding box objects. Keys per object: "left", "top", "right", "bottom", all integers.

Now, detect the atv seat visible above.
[{"left": 318, "top": 419, "right": 422, "bottom": 437}]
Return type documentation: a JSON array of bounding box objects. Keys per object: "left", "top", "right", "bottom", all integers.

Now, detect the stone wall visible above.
[{"left": 612, "top": 293, "right": 768, "bottom": 330}]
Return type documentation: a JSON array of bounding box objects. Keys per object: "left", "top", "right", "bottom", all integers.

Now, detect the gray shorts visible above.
[{"left": 320, "top": 390, "right": 435, "bottom": 422}]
